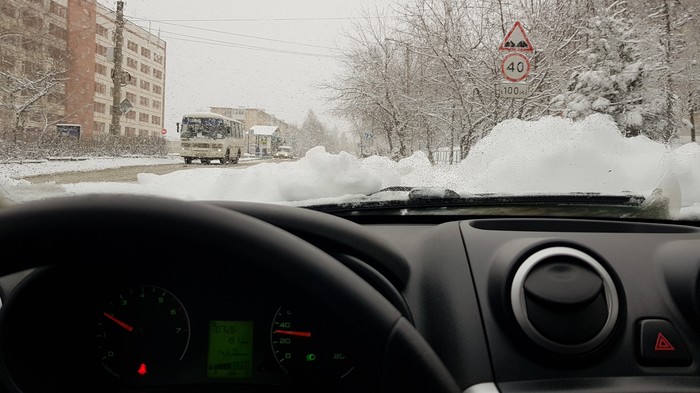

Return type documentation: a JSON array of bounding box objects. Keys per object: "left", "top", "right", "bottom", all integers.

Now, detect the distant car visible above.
[{"left": 273, "top": 146, "right": 293, "bottom": 159}]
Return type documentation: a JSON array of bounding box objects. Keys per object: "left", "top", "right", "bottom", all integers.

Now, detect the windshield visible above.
[
  {"left": 181, "top": 116, "right": 229, "bottom": 139},
  {"left": 0, "top": 0, "right": 699, "bottom": 220}
]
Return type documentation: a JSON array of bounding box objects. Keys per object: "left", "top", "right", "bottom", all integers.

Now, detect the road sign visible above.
[
  {"left": 119, "top": 98, "right": 133, "bottom": 114},
  {"left": 161, "top": 129, "right": 167, "bottom": 135},
  {"left": 499, "top": 21, "right": 534, "bottom": 52},
  {"left": 501, "top": 53, "right": 531, "bottom": 82},
  {"left": 499, "top": 82, "right": 530, "bottom": 99}
]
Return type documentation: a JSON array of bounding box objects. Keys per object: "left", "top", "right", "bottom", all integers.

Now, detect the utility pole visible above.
[{"left": 109, "top": 0, "right": 125, "bottom": 136}]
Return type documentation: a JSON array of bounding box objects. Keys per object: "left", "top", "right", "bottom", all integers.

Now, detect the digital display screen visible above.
[{"left": 207, "top": 321, "right": 254, "bottom": 378}]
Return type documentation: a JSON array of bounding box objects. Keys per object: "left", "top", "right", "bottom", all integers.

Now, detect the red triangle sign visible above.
[
  {"left": 654, "top": 332, "right": 675, "bottom": 351},
  {"left": 499, "top": 21, "right": 534, "bottom": 52}
]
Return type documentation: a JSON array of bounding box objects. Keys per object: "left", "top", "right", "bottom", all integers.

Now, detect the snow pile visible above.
[{"left": 1, "top": 114, "right": 699, "bottom": 219}]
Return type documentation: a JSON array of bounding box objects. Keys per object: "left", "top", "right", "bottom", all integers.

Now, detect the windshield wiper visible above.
[
  {"left": 303, "top": 187, "right": 669, "bottom": 220},
  {"left": 369, "top": 186, "right": 460, "bottom": 200}
]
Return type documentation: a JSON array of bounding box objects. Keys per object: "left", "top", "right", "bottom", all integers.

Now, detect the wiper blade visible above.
[
  {"left": 304, "top": 189, "right": 661, "bottom": 219},
  {"left": 367, "top": 188, "right": 643, "bottom": 206},
  {"left": 369, "top": 186, "right": 460, "bottom": 200}
]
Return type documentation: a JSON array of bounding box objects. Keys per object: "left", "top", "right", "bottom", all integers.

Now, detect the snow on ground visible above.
[{"left": 1, "top": 114, "right": 699, "bottom": 220}]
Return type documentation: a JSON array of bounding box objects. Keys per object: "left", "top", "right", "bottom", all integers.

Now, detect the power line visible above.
[
  {"left": 159, "top": 31, "right": 340, "bottom": 58},
  {"left": 127, "top": 16, "right": 373, "bottom": 22},
  {"left": 126, "top": 17, "right": 340, "bottom": 51}
]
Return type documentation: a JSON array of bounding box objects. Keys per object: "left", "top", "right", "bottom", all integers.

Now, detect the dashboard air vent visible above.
[{"left": 510, "top": 246, "right": 619, "bottom": 354}]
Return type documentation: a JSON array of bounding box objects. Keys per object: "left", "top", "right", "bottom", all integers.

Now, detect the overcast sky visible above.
[{"left": 96, "top": 0, "right": 392, "bottom": 136}]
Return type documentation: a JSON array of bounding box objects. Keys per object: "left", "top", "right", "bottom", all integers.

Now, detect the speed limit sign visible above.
[{"left": 501, "top": 53, "right": 530, "bottom": 82}]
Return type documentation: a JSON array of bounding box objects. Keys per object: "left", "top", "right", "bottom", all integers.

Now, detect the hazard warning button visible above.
[{"left": 638, "top": 319, "right": 691, "bottom": 366}]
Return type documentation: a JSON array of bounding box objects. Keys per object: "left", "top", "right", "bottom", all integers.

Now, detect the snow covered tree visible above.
[
  {"left": 551, "top": 1, "right": 650, "bottom": 138},
  {"left": 0, "top": 26, "right": 68, "bottom": 139},
  {"left": 297, "top": 109, "right": 334, "bottom": 155}
]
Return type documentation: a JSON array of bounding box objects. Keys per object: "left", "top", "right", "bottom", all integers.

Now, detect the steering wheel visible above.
[{"left": 0, "top": 194, "right": 460, "bottom": 393}]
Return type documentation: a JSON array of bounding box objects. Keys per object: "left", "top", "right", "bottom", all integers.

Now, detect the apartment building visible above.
[
  {"left": 0, "top": 0, "right": 166, "bottom": 137},
  {"left": 0, "top": 0, "right": 69, "bottom": 131},
  {"left": 79, "top": 1, "right": 167, "bottom": 137}
]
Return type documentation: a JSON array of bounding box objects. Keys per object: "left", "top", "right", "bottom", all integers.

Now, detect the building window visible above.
[
  {"left": 140, "top": 96, "right": 149, "bottom": 106},
  {"left": 126, "top": 57, "right": 137, "bottom": 69},
  {"left": 94, "top": 83, "right": 106, "bottom": 95},
  {"left": 96, "top": 24, "right": 108, "bottom": 37},
  {"left": 127, "top": 40, "right": 138, "bottom": 52},
  {"left": 141, "top": 47, "right": 151, "bottom": 59},
  {"left": 21, "top": 39, "right": 41, "bottom": 52},
  {"left": 96, "top": 44, "right": 107, "bottom": 56},
  {"left": 125, "top": 127, "right": 136, "bottom": 136},
  {"left": 94, "top": 102, "right": 106, "bottom": 114},
  {"left": 94, "top": 122, "right": 105, "bottom": 133},
  {"left": 154, "top": 53, "right": 163, "bottom": 64},
  {"left": 153, "top": 69, "right": 163, "bottom": 79},
  {"left": 22, "top": 13, "right": 42, "bottom": 29},
  {"left": 139, "top": 113, "right": 149, "bottom": 122},
  {"left": 125, "top": 111, "right": 136, "bottom": 120},
  {"left": 151, "top": 116, "right": 161, "bottom": 125},
  {"left": 49, "top": 24, "right": 67, "bottom": 40},
  {"left": 139, "top": 129, "right": 149, "bottom": 136},
  {"left": 95, "top": 63, "right": 107, "bottom": 76},
  {"left": 153, "top": 84, "right": 162, "bottom": 95},
  {"left": 126, "top": 92, "right": 136, "bottom": 102},
  {"left": 140, "top": 64, "right": 150, "bottom": 74},
  {"left": 49, "top": 1, "right": 67, "bottom": 17},
  {"left": 152, "top": 100, "right": 161, "bottom": 110},
  {"left": 49, "top": 46, "right": 64, "bottom": 60},
  {"left": 140, "top": 80, "right": 150, "bottom": 90},
  {"left": 128, "top": 76, "right": 137, "bottom": 86}
]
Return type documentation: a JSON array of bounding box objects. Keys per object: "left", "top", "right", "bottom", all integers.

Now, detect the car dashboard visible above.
[{"left": 0, "top": 195, "right": 699, "bottom": 393}]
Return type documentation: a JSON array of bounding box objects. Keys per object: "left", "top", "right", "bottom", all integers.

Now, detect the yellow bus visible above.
[{"left": 179, "top": 112, "right": 244, "bottom": 164}]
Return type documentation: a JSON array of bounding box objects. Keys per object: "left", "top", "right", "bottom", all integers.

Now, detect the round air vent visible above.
[{"left": 510, "top": 246, "right": 619, "bottom": 354}]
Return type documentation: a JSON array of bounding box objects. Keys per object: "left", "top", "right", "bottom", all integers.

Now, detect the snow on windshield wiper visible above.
[
  {"left": 369, "top": 186, "right": 460, "bottom": 200},
  {"left": 303, "top": 187, "right": 675, "bottom": 220}
]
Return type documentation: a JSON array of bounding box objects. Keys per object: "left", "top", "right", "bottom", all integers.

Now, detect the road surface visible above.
[{"left": 22, "top": 160, "right": 270, "bottom": 185}]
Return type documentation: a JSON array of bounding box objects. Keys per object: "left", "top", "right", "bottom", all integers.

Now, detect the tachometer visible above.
[
  {"left": 96, "top": 285, "right": 191, "bottom": 385},
  {"left": 270, "top": 305, "right": 353, "bottom": 381}
]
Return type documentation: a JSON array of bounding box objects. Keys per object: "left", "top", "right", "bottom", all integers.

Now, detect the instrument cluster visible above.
[{"left": 1, "top": 261, "right": 371, "bottom": 392}]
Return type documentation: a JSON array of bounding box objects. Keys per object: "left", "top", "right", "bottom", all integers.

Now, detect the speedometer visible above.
[{"left": 270, "top": 306, "right": 354, "bottom": 381}]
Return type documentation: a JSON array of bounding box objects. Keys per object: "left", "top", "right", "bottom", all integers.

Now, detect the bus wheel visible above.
[
  {"left": 201, "top": 159, "right": 210, "bottom": 165},
  {"left": 184, "top": 157, "right": 193, "bottom": 164},
  {"left": 221, "top": 151, "right": 230, "bottom": 165}
]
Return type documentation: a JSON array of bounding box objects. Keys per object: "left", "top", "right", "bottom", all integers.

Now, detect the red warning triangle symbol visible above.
[
  {"left": 654, "top": 332, "right": 675, "bottom": 351},
  {"left": 499, "top": 21, "right": 534, "bottom": 52}
]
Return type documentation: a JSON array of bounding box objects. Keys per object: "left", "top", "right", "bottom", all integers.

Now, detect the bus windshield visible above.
[{"left": 181, "top": 116, "right": 229, "bottom": 139}]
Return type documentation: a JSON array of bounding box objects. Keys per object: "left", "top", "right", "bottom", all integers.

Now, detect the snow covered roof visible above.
[{"left": 249, "top": 126, "right": 279, "bottom": 135}]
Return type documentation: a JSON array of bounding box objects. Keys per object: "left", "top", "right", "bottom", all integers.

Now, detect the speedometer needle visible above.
[
  {"left": 103, "top": 312, "right": 135, "bottom": 332},
  {"left": 274, "top": 329, "right": 311, "bottom": 338}
]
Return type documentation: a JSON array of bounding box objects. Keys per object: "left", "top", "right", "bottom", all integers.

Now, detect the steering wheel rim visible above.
[{"left": 0, "top": 194, "right": 460, "bottom": 393}]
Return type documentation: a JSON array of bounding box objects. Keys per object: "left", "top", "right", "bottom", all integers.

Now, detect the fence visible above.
[
  {"left": 0, "top": 130, "right": 168, "bottom": 161},
  {"left": 430, "top": 147, "right": 462, "bottom": 165}
]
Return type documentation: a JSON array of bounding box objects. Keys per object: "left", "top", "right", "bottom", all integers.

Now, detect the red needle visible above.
[
  {"left": 103, "top": 312, "right": 134, "bottom": 332},
  {"left": 274, "top": 329, "right": 311, "bottom": 338}
]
